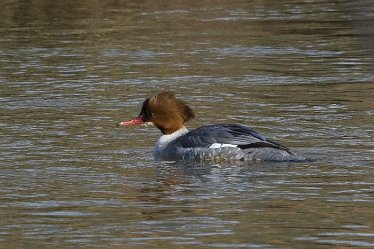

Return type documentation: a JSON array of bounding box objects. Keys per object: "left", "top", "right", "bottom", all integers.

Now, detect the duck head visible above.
[{"left": 118, "top": 91, "right": 195, "bottom": 134}]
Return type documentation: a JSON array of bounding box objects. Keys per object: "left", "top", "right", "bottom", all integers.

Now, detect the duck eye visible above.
[{"left": 150, "top": 113, "right": 155, "bottom": 117}]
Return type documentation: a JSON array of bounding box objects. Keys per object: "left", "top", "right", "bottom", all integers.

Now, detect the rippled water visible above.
[{"left": 1, "top": 0, "right": 373, "bottom": 248}]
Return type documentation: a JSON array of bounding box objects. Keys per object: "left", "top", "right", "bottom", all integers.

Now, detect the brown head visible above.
[{"left": 118, "top": 91, "right": 195, "bottom": 134}]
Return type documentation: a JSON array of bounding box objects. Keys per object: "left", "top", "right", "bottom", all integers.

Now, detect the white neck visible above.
[{"left": 153, "top": 126, "right": 188, "bottom": 155}]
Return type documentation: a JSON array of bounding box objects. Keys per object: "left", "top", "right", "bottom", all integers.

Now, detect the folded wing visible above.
[{"left": 176, "top": 124, "right": 291, "bottom": 152}]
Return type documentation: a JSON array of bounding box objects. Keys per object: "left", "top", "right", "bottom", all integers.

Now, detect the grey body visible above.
[{"left": 153, "top": 124, "right": 305, "bottom": 162}]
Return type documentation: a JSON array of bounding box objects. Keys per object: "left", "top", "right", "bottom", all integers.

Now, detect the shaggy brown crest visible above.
[{"left": 140, "top": 91, "right": 195, "bottom": 134}]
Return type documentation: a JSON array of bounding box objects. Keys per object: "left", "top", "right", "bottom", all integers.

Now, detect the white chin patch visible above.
[
  {"left": 142, "top": 122, "right": 154, "bottom": 127},
  {"left": 209, "top": 143, "right": 238, "bottom": 149}
]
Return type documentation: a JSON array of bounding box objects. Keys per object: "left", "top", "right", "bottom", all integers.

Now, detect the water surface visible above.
[{"left": 0, "top": 0, "right": 373, "bottom": 248}]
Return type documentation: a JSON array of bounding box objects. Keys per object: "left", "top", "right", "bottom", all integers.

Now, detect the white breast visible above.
[{"left": 153, "top": 127, "right": 189, "bottom": 156}]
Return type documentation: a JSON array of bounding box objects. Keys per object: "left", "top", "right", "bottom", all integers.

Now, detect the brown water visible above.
[{"left": 1, "top": 0, "right": 373, "bottom": 248}]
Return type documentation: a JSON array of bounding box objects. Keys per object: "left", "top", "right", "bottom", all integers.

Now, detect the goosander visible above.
[{"left": 118, "top": 91, "right": 305, "bottom": 162}]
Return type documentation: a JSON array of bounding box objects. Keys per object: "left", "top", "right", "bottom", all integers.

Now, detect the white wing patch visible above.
[{"left": 209, "top": 143, "right": 238, "bottom": 149}]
